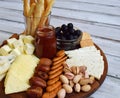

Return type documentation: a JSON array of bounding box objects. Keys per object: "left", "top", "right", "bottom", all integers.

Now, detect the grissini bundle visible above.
[
  {"left": 23, "top": 0, "right": 55, "bottom": 36},
  {"left": 31, "top": 0, "right": 44, "bottom": 36}
]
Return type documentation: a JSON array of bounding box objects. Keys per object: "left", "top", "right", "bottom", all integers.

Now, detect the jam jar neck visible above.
[{"left": 36, "top": 26, "right": 55, "bottom": 38}]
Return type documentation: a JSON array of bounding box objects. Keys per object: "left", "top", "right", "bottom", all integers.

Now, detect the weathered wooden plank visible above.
[
  {"left": 0, "top": 20, "right": 24, "bottom": 34},
  {"left": 90, "top": 76, "right": 120, "bottom": 98},
  {"left": 0, "top": 1, "right": 23, "bottom": 10},
  {"left": 0, "top": 7, "right": 120, "bottom": 41},
  {"left": 51, "top": 8, "right": 120, "bottom": 26},
  {"left": 106, "top": 54, "right": 120, "bottom": 78},
  {"left": 0, "top": 8, "right": 23, "bottom": 22},
  {"left": 0, "top": 32, "right": 12, "bottom": 44},
  {"left": 55, "top": 0, "right": 120, "bottom": 16},
  {"left": 1, "top": 1, "right": 120, "bottom": 26},
  {"left": 1, "top": 0, "right": 120, "bottom": 17},
  {"left": 65, "top": 0, "right": 120, "bottom": 7}
]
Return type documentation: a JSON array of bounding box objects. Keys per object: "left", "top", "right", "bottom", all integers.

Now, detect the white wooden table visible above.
[{"left": 0, "top": 0, "right": 120, "bottom": 98}]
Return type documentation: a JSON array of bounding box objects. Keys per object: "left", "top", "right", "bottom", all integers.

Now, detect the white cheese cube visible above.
[
  {"left": 19, "top": 34, "right": 26, "bottom": 40},
  {"left": 23, "top": 35, "right": 34, "bottom": 44},
  {"left": 24, "top": 43, "right": 35, "bottom": 55},
  {"left": 0, "top": 45, "right": 12, "bottom": 56},
  {"left": 10, "top": 48, "right": 21, "bottom": 56},
  {"left": 13, "top": 39, "right": 24, "bottom": 53},
  {"left": 7, "top": 38, "right": 17, "bottom": 48}
]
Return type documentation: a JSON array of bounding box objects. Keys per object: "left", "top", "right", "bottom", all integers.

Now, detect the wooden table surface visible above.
[{"left": 0, "top": 0, "right": 120, "bottom": 98}]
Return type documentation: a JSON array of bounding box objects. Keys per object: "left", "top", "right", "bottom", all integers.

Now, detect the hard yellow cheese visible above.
[{"left": 5, "top": 55, "right": 39, "bottom": 94}]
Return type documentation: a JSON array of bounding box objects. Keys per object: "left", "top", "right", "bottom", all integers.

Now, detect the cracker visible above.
[
  {"left": 47, "top": 76, "right": 59, "bottom": 85},
  {"left": 49, "top": 69, "right": 63, "bottom": 79},
  {"left": 49, "top": 66, "right": 63, "bottom": 75},
  {"left": 80, "top": 39, "right": 94, "bottom": 48}
]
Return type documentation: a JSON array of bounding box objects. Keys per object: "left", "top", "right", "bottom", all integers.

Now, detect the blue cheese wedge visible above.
[{"left": 65, "top": 46, "right": 104, "bottom": 80}]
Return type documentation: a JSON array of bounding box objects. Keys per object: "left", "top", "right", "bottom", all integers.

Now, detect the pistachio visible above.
[
  {"left": 57, "top": 88, "right": 66, "bottom": 98},
  {"left": 76, "top": 66, "right": 80, "bottom": 74},
  {"left": 73, "top": 74, "right": 82, "bottom": 83},
  {"left": 64, "top": 72, "right": 74, "bottom": 80},
  {"left": 69, "top": 80, "right": 74, "bottom": 88},
  {"left": 74, "top": 83, "right": 81, "bottom": 93},
  {"left": 63, "top": 84, "right": 73, "bottom": 93},
  {"left": 71, "top": 66, "right": 77, "bottom": 74},
  {"left": 79, "top": 78, "right": 93, "bottom": 85},
  {"left": 79, "top": 66, "right": 87, "bottom": 73},
  {"left": 81, "top": 85, "right": 91, "bottom": 92},
  {"left": 60, "top": 75, "right": 69, "bottom": 84},
  {"left": 63, "top": 64, "right": 72, "bottom": 73},
  {"left": 84, "top": 71, "right": 89, "bottom": 78},
  {"left": 89, "top": 76, "right": 95, "bottom": 84}
]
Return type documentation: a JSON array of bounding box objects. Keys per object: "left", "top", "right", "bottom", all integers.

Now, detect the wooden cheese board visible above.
[{"left": 0, "top": 42, "right": 108, "bottom": 98}]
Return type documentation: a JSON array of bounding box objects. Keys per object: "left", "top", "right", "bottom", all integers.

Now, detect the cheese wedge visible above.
[
  {"left": 5, "top": 55, "right": 39, "bottom": 94},
  {"left": 5, "top": 74, "right": 30, "bottom": 94}
]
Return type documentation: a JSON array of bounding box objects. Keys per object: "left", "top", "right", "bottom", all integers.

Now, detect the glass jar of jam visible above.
[{"left": 34, "top": 26, "right": 56, "bottom": 59}]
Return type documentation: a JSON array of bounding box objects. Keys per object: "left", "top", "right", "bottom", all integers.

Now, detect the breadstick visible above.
[
  {"left": 30, "top": 0, "right": 36, "bottom": 7},
  {"left": 31, "top": 0, "right": 44, "bottom": 36},
  {"left": 28, "top": 3, "right": 36, "bottom": 16},
  {"left": 44, "top": 0, "right": 50, "bottom": 9},
  {"left": 26, "top": 3, "right": 36, "bottom": 35},
  {"left": 39, "top": 0, "right": 55, "bottom": 27},
  {"left": 23, "top": 0, "right": 30, "bottom": 16}
]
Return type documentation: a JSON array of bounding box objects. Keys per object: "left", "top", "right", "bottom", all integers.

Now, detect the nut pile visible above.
[{"left": 57, "top": 64, "right": 95, "bottom": 98}]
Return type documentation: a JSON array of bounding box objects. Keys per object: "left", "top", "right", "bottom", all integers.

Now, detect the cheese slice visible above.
[
  {"left": 5, "top": 55, "right": 39, "bottom": 94},
  {"left": 5, "top": 74, "right": 30, "bottom": 94}
]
